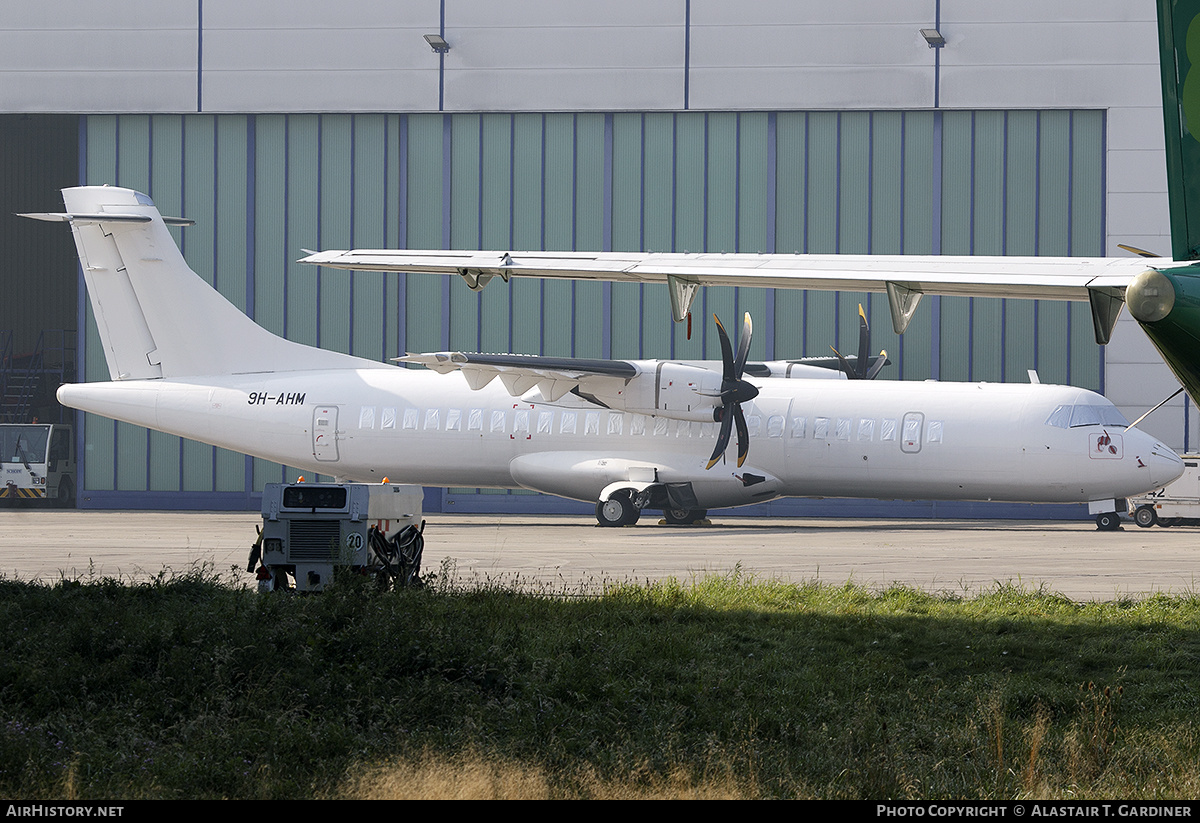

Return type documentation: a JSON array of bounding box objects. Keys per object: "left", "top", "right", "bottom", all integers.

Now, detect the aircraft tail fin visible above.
[
  {"left": 1158, "top": 0, "right": 1200, "bottom": 261},
  {"left": 24, "top": 186, "right": 379, "bottom": 380}
]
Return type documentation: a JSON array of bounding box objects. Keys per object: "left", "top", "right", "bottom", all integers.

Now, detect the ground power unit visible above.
[{"left": 250, "top": 482, "right": 424, "bottom": 592}]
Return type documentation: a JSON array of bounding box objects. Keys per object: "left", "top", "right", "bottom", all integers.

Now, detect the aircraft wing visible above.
[
  {"left": 399, "top": 351, "right": 637, "bottom": 403},
  {"left": 301, "top": 248, "right": 1177, "bottom": 343}
]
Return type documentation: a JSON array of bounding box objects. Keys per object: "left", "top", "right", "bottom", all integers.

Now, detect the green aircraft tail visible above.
[
  {"left": 1159, "top": 0, "right": 1200, "bottom": 261},
  {"left": 1119, "top": 1, "right": 1200, "bottom": 402}
]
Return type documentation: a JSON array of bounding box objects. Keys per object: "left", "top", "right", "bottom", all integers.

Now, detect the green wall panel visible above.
[{"left": 870, "top": 112, "right": 903, "bottom": 255}]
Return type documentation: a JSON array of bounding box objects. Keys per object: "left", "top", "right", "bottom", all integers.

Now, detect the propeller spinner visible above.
[{"left": 707, "top": 312, "right": 760, "bottom": 470}]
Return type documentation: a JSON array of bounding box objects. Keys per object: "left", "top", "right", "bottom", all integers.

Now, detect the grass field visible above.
[{"left": 1, "top": 563, "right": 1197, "bottom": 799}]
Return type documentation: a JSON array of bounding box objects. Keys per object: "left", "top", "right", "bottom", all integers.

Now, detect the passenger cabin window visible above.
[
  {"left": 768, "top": 415, "right": 785, "bottom": 437},
  {"left": 607, "top": 414, "right": 623, "bottom": 435},
  {"left": 560, "top": 411, "right": 577, "bottom": 434},
  {"left": 791, "top": 417, "right": 806, "bottom": 438},
  {"left": 814, "top": 417, "right": 830, "bottom": 440}
]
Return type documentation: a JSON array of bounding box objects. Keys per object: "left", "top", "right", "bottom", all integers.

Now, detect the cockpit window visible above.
[
  {"left": 1045, "top": 405, "right": 1072, "bottom": 429},
  {"left": 1046, "top": 402, "right": 1128, "bottom": 429},
  {"left": 1069, "top": 404, "right": 1102, "bottom": 427},
  {"left": 1097, "top": 406, "right": 1129, "bottom": 427}
]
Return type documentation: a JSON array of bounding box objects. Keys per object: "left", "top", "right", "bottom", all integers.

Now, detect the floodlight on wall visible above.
[
  {"left": 424, "top": 34, "right": 450, "bottom": 54},
  {"left": 920, "top": 29, "right": 946, "bottom": 48}
]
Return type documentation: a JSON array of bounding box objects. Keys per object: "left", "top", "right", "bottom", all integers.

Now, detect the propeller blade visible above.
[
  {"left": 830, "top": 344, "right": 855, "bottom": 378},
  {"left": 735, "top": 312, "right": 753, "bottom": 377},
  {"left": 855, "top": 304, "right": 870, "bottom": 379},
  {"left": 708, "top": 312, "right": 758, "bottom": 469},
  {"left": 1117, "top": 243, "right": 1161, "bottom": 259},
  {"left": 707, "top": 409, "right": 734, "bottom": 470},
  {"left": 864, "top": 350, "right": 889, "bottom": 380},
  {"left": 733, "top": 403, "right": 750, "bottom": 467},
  {"left": 714, "top": 314, "right": 735, "bottom": 382},
  {"left": 829, "top": 304, "right": 883, "bottom": 379}
]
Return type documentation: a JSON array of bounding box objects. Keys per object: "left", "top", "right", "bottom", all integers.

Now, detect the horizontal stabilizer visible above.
[{"left": 19, "top": 211, "right": 195, "bottom": 226}]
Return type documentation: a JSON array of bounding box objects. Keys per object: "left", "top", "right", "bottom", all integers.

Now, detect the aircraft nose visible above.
[{"left": 1139, "top": 436, "right": 1184, "bottom": 488}]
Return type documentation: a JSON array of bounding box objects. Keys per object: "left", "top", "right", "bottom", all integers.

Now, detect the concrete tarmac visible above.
[{"left": 1, "top": 509, "right": 1197, "bottom": 601}]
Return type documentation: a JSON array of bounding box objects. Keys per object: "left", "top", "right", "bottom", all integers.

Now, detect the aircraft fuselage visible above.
[{"left": 58, "top": 369, "right": 1182, "bottom": 511}]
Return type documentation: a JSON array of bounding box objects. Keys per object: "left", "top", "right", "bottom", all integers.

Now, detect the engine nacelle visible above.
[
  {"left": 584, "top": 361, "right": 723, "bottom": 422},
  {"left": 749, "top": 361, "right": 849, "bottom": 380}
]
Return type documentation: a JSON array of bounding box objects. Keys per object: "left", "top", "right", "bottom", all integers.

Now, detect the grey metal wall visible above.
[{"left": 78, "top": 108, "right": 1105, "bottom": 508}]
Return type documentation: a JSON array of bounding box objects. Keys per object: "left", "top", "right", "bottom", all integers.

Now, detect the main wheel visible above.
[
  {"left": 1134, "top": 505, "right": 1158, "bottom": 528},
  {"left": 663, "top": 507, "right": 707, "bottom": 525},
  {"left": 1096, "top": 511, "right": 1121, "bottom": 531},
  {"left": 596, "top": 494, "right": 638, "bottom": 527}
]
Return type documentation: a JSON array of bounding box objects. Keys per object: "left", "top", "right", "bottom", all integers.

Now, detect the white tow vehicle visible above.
[
  {"left": 0, "top": 423, "right": 75, "bottom": 506},
  {"left": 1128, "top": 456, "right": 1200, "bottom": 527}
]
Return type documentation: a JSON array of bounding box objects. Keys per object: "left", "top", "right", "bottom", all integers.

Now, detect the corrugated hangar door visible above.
[{"left": 0, "top": 114, "right": 79, "bottom": 423}]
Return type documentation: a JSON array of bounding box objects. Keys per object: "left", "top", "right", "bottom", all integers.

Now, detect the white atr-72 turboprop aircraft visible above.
[{"left": 26, "top": 187, "right": 1183, "bottom": 528}]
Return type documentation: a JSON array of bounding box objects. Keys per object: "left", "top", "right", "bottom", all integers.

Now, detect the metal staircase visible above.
[{"left": 0, "top": 330, "right": 76, "bottom": 423}]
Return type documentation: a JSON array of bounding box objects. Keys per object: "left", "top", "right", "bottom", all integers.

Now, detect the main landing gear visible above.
[
  {"left": 596, "top": 494, "right": 640, "bottom": 527},
  {"left": 663, "top": 507, "right": 708, "bottom": 525},
  {"left": 1095, "top": 511, "right": 1122, "bottom": 531},
  {"left": 595, "top": 489, "right": 708, "bottom": 527}
]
